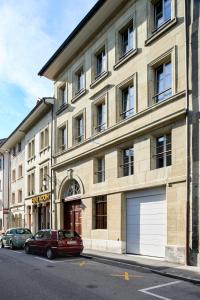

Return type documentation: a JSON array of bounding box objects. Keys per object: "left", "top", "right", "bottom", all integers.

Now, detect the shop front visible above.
[{"left": 31, "top": 193, "right": 51, "bottom": 231}]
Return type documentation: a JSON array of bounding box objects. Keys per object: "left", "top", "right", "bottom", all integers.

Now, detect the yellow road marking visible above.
[
  {"left": 111, "top": 272, "right": 143, "bottom": 281},
  {"left": 71, "top": 260, "right": 88, "bottom": 267},
  {"left": 79, "top": 261, "right": 86, "bottom": 267}
]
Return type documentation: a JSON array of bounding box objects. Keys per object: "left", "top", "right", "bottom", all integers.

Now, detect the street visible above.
[{"left": 0, "top": 248, "right": 199, "bottom": 300}]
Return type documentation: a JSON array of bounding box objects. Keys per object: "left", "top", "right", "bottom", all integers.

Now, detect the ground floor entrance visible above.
[
  {"left": 64, "top": 200, "right": 82, "bottom": 235},
  {"left": 126, "top": 187, "right": 166, "bottom": 258},
  {"left": 37, "top": 204, "right": 50, "bottom": 230}
]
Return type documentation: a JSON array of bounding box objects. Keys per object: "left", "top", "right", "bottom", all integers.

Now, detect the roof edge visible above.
[
  {"left": 38, "top": 0, "right": 106, "bottom": 77},
  {"left": 1, "top": 98, "right": 53, "bottom": 149}
]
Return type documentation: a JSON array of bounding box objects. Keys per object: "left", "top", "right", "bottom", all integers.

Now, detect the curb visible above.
[{"left": 82, "top": 253, "right": 200, "bottom": 285}]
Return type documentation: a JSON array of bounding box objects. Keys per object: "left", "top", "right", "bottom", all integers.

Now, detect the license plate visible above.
[{"left": 68, "top": 241, "right": 77, "bottom": 245}]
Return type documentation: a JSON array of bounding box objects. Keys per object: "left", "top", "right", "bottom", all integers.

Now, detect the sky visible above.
[{"left": 0, "top": 0, "right": 97, "bottom": 139}]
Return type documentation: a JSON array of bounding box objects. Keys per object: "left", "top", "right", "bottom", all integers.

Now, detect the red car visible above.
[{"left": 24, "top": 229, "right": 83, "bottom": 259}]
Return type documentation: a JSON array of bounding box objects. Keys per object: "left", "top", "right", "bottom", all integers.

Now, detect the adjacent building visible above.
[
  {"left": 0, "top": 98, "right": 54, "bottom": 234},
  {"left": 0, "top": 139, "right": 6, "bottom": 233},
  {"left": 24, "top": 98, "right": 54, "bottom": 233}
]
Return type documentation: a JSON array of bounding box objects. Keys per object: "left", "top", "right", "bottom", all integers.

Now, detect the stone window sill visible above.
[
  {"left": 56, "top": 103, "right": 69, "bottom": 115},
  {"left": 39, "top": 146, "right": 50, "bottom": 155},
  {"left": 114, "top": 48, "right": 138, "bottom": 70},
  {"left": 71, "top": 89, "right": 86, "bottom": 103},
  {"left": 90, "top": 71, "right": 109, "bottom": 89},
  {"left": 145, "top": 18, "right": 177, "bottom": 46},
  {"left": 27, "top": 156, "right": 36, "bottom": 164}
]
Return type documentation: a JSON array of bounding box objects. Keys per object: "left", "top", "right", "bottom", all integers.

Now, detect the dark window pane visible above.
[{"left": 95, "top": 197, "right": 107, "bottom": 229}]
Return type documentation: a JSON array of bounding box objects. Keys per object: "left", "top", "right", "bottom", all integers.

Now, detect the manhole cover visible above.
[{"left": 86, "top": 285, "right": 98, "bottom": 289}]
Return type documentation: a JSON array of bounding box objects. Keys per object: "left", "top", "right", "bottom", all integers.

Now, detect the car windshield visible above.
[
  {"left": 15, "top": 229, "right": 31, "bottom": 235},
  {"left": 58, "top": 230, "right": 80, "bottom": 239}
]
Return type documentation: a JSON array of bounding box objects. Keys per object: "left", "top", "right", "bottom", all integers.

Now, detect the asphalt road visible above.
[{"left": 0, "top": 248, "right": 199, "bottom": 300}]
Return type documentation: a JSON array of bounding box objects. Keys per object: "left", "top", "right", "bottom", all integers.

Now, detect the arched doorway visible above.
[{"left": 62, "top": 179, "right": 82, "bottom": 235}]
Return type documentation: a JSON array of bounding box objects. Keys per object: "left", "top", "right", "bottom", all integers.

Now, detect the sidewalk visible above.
[{"left": 82, "top": 249, "right": 200, "bottom": 284}]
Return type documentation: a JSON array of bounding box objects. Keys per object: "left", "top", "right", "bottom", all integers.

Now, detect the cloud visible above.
[
  {"left": 0, "top": 0, "right": 56, "bottom": 108},
  {"left": 0, "top": 0, "right": 97, "bottom": 137},
  {"left": 0, "top": 0, "right": 97, "bottom": 108}
]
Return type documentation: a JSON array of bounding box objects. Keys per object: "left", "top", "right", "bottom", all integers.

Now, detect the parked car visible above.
[
  {"left": 24, "top": 229, "right": 83, "bottom": 259},
  {"left": 0, "top": 228, "right": 32, "bottom": 249}
]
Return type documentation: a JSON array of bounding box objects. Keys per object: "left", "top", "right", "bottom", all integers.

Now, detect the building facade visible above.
[
  {"left": 0, "top": 98, "right": 54, "bottom": 234},
  {"left": 24, "top": 99, "right": 54, "bottom": 234},
  {"left": 39, "top": 0, "right": 190, "bottom": 264},
  {"left": 0, "top": 139, "right": 6, "bottom": 233}
]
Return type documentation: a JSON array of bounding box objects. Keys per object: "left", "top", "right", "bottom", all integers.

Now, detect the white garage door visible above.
[{"left": 126, "top": 187, "right": 166, "bottom": 258}]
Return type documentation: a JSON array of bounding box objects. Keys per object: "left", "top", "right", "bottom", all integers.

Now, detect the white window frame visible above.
[{"left": 116, "top": 74, "right": 137, "bottom": 122}]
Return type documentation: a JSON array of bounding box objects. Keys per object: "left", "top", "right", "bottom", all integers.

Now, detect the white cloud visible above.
[
  {"left": 0, "top": 0, "right": 56, "bottom": 108},
  {"left": 0, "top": 0, "right": 97, "bottom": 138},
  {"left": 0, "top": 0, "right": 97, "bottom": 109}
]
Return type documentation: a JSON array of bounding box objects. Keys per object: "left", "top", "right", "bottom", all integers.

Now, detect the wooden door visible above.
[{"left": 64, "top": 200, "right": 82, "bottom": 235}]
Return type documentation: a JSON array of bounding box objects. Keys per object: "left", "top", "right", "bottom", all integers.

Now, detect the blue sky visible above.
[{"left": 0, "top": 0, "right": 97, "bottom": 139}]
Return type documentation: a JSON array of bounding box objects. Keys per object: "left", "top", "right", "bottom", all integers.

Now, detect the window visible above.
[
  {"left": 12, "top": 169, "right": 16, "bottom": 182},
  {"left": 59, "top": 126, "right": 67, "bottom": 151},
  {"left": 95, "top": 157, "right": 105, "bottom": 183},
  {"left": 40, "top": 165, "right": 48, "bottom": 192},
  {"left": 154, "top": 0, "right": 171, "bottom": 30},
  {"left": 0, "top": 159, "right": 2, "bottom": 169},
  {"left": 120, "top": 23, "right": 134, "bottom": 57},
  {"left": 12, "top": 147, "right": 16, "bottom": 157},
  {"left": 96, "top": 102, "right": 106, "bottom": 133},
  {"left": 96, "top": 48, "right": 106, "bottom": 78},
  {"left": 155, "top": 133, "right": 171, "bottom": 168},
  {"left": 28, "top": 172, "right": 35, "bottom": 196},
  {"left": 154, "top": 61, "right": 172, "bottom": 103},
  {"left": 64, "top": 180, "right": 81, "bottom": 198},
  {"left": 12, "top": 192, "right": 15, "bottom": 204},
  {"left": 18, "top": 165, "right": 23, "bottom": 178},
  {"left": 74, "top": 114, "right": 84, "bottom": 144},
  {"left": 121, "top": 148, "right": 134, "bottom": 176},
  {"left": 121, "top": 84, "right": 134, "bottom": 119},
  {"left": 18, "top": 142, "right": 21, "bottom": 153},
  {"left": 28, "top": 139, "right": 35, "bottom": 159},
  {"left": 59, "top": 84, "right": 67, "bottom": 106},
  {"left": 76, "top": 67, "right": 85, "bottom": 94},
  {"left": 148, "top": 49, "right": 175, "bottom": 105},
  {"left": 18, "top": 189, "right": 22, "bottom": 203},
  {"left": 40, "top": 128, "right": 49, "bottom": 150},
  {"left": 94, "top": 196, "right": 107, "bottom": 229}
]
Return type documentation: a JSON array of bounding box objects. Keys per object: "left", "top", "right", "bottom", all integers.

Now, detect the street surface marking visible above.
[
  {"left": 71, "top": 260, "right": 92, "bottom": 267},
  {"left": 13, "top": 251, "right": 23, "bottom": 254},
  {"left": 139, "top": 280, "right": 180, "bottom": 300},
  {"left": 34, "top": 257, "right": 55, "bottom": 263},
  {"left": 111, "top": 272, "right": 143, "bottom": 281}
]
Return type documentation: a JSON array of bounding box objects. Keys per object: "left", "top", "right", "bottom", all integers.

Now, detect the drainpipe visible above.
[{"left": 185, "top": 0, "right": 190, "bottom": 266}]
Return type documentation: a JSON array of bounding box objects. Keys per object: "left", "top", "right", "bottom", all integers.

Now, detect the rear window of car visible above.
[
  {"left": 58, "top": 231, "right": 80, "bottom": 239},
  {"left": 16, "top": 229, "right": 31, "bottom": 234}
]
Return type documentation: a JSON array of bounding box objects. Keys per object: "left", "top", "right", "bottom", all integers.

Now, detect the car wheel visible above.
[
  {"left": 10, "top": 241, "right": 15, "bottom": 250},
  {"left": 25, "top": 244, "right": 31, "bottom": 254},
  {"left": 0, "top": 240, "right": 4, "bottom": 248},
  {"left": 46, "top": 248, "right": 54, "bottom": 260},
  {"left": 74, "top": 252, "right": 81, "bottom": 257}
]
